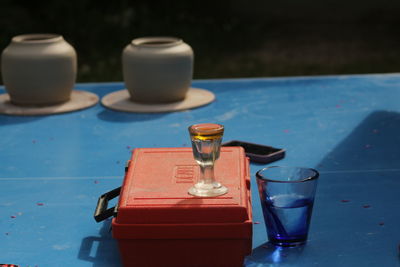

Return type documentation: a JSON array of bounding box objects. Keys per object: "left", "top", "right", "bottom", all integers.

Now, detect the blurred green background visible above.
[{"left": 1, "top": 0, "right": 400, "bottom": 82}]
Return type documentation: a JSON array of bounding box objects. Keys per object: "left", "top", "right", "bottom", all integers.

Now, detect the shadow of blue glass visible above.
[
  {"left": 244, "top": 242, "right": 305, "bottom": 266},
  {"left": 78, "top": 219, "right": 121, "bottom": 267},
  {"left": 316, "top": 110, "right": 400, "bottom": 171}
]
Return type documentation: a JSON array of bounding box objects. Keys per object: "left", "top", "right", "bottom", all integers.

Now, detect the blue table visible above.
[{"left": 1, "top": 74, "right": 400, "bottom": 266}]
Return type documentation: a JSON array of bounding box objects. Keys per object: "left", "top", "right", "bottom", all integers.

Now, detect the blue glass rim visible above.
[{"left": 256, "top": 166, "right": 319, "bottom": 183}]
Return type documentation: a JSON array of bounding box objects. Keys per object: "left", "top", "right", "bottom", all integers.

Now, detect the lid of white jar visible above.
[
  {"left": 12, "top": 34, "right": 63, "bottom": 44},
  {"left": 131, "top": 37, "right": 183, "bottom": 47}
]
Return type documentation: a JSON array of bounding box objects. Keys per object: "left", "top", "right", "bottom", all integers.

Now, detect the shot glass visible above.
[
  {"left": 188, "top": 123, "right": 228, "bottom": 197},
  {"left": 256, "top": 166, "right": 319, "bottom": 246}
]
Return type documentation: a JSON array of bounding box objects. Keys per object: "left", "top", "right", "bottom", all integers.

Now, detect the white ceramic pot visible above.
[
  {"left": 122, "top": 37, "right": 193, "bottom": 103},
  {"left": 1, "top": 34, "right": 77, "bottom": 106}
]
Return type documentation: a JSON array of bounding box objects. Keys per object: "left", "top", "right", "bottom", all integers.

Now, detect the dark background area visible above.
[{"left": 1, "top": 0, "right": 400, "bottom": 83}]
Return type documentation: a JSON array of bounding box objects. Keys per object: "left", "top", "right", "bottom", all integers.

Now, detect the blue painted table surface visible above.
[{"left": 1, "top": 74, "right": 400, "bottom": 267}]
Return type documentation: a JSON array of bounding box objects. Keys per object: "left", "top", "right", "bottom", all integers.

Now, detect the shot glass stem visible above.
[{"left": 199, "top": 164, "right": 216, "bottom": 187}]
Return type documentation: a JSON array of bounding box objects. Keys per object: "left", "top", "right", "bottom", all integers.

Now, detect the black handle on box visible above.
[{"left": 94, "top": 186, "right": 121, "bottom": 222}]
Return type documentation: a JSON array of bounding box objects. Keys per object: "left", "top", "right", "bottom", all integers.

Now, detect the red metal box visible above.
[{"left": 112, "top": 147, "right": 252, "bottom": 267}]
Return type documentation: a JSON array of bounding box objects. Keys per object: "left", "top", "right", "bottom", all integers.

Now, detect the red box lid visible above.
[{"left": 115, "top": 147, "right": 251, "bottom": 225}]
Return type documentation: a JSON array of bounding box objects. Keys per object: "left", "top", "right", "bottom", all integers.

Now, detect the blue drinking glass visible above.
[{"left": 256, "top": 166, "right": 319, "bottom": 247}]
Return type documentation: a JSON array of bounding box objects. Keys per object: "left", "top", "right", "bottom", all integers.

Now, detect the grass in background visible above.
[{"left": 0, "top": 1, "right": 399, "bottom": 82}]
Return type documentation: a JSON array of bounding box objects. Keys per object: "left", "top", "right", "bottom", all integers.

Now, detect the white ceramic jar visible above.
[
  {"left": 1, "top": 34, "right": 77, "bottom": 106},
  {"left": 122, "top": 37, "right": 193, "bottom": 103}
]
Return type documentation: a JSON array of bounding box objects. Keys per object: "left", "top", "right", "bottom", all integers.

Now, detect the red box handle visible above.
[{"left": 94, "top": 186, "right": 121, "bottom": 222}]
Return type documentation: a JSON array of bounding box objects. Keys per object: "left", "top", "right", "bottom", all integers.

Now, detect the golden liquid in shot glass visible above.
[{"left": 190, "top": 123, "right": 223, "bottom": 166}]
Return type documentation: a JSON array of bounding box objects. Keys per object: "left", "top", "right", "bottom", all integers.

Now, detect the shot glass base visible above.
[{"left": 188, "top": 184, "right": 228, "bottom": 197}]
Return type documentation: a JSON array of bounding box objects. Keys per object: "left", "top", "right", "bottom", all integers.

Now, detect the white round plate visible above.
[
  {"left": 101, "top": 88, "right": 215, "bottom": 113},
  {"left": 0, "top": 90, "right": 99, "bottom": 116}
]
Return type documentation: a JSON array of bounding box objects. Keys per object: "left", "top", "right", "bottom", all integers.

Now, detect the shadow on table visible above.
[
  {"left": 244, "top": 242, "right": 305, "bottom": 266},
  {"left": 97, "top": 109, "right": 168, "bottom": 123},
  {"left": 316, "top": 110, "right": 400, "bottom": 171},
  {"left": 246, "top": 111, "right": 400, "bottom": 266},
  {"left": 0, "top": 114, "right": 44, "bottom": 126},
  {"left": 78, "top": 219, "right": 121, "bottom": 267}
]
